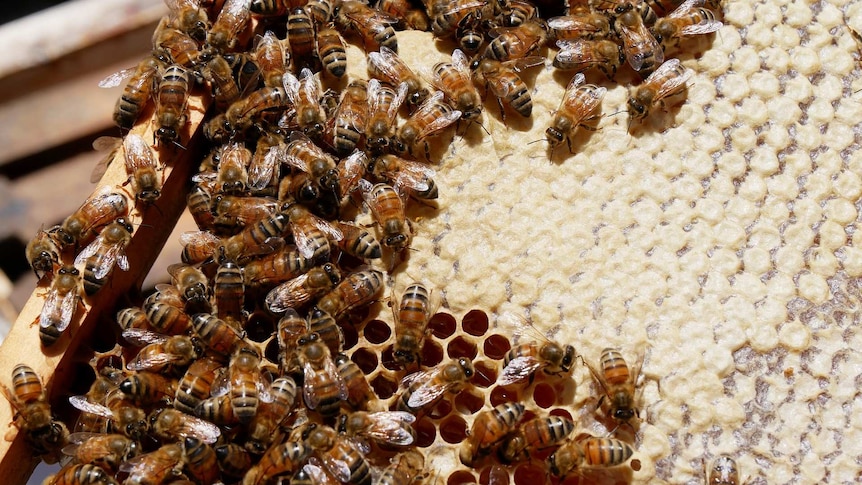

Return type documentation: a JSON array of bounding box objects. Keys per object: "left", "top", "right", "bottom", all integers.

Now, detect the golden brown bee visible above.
[
  {"left": 118, "top": 371, "right": 176, "bottom": 406},
  {"left": 116, "top": 306, "right": 154, "bottom": 333},
  {"left": 149, "top": 407, "right": 222, "bottom": 444},
  {"left": 644, "top": 0, "right": 688, "bottom": 16},
  {"left": 2, "top": 364, "right": 68, "bottom": 462},
  {"left": 174, "top": 356, "right": 223, "bottom": 414},
  {"left": 396, "top": 91, "right": 461, "bottom": 159},
  {"left": 651, "top": 0, "right": 723, "bottom": 46},
  {"left": 247, "top": 130, "right": 285, "bottom": 193},
  {"left": 243, "top": 440, "right": 310, "bottom": 485},
  {"left": 120, "top": 133, "right": 162, "bottom": 203},
  {"left": 627, "top": 57, "right": 692, "bottom": 123},
  {"left": 250, "top": 0, "right": 290, "bottom": 16},
  {"left": 397, "top": 356, "right": 475, "bottom": 413},
  {"left": 431, "top": 48, "right": 483, "bottom": 122},
  {"left": 196, "top": 394, "right": 240, "bottom": 426},
  {"left": 553, "top": 38, "right": 624, "bottom": 80},
  {"left": 75, "top": 218, "right": 133, "bottom": 296},
  {"left": 616, "top": 5, "right": 663, "bottom": 74},
  {"left": 368, "top": 46, "right": 429, "bottom": 106},
  {"left": 255, "top": 30, "right": 290, "bottom": 88},
  {"left": 207, "top": 0, "right": 252, "bottom": 53},
  {"left": 62, "top": 432, "right": 140, "bottom": 474},
  {"left": 215, "top": 442, "right": 253, "bottom": 478},
  {"left": 482, "top": 19, "right": 548, "bottom": 61},
  {"left": 288, "top": 7, "right": 317, "bottom": 68},
  {"left": 203, "top": 53, "right": 242, "bottom": 112},
  {"left": 459, "top": 401, "right": 525, "bottom": 466},
  {"left": 283, "top": 68, "right": 327, "bottom": 139},
  {"left": 545, "top": 72, "right": 606, "bottom": 152},
  {"left": 334, "top": 353, "right": 383, "bottom": 412},
  {"left": 120, "top": 443, "right": 185, "bottom": 485},
  {"left": 152, "top": 17, "right": 203, "bottom": 68},
  {"left": 316, "top": 23, "right": 348, "bottom": 78},
  {"left": 243, "top": 245, "right": 314, "bottom": 287},
  {"left": 212, "top": 195, "right": 278, "bottom": 232},
  {"left": 548, "top": 435, "right": 635, "bottom": 477},
  {"left": 71, "top": 370, "right": 121, "bottom": 436},
  {"left": 325, "top": 79, "right": 368, "bottom": 156},
  {"left": 378, "top": 450, "right": 426, "bottom": 485},
  {"left": 143, "top": 298, "right": 193, "bottom": 335},
  {"left": 392, "top": 282, "right": 437, "bottom": 367},
  {"left": 154, "top": 63, "right": 192, "bottom": 145},
  {"left": 297, "top": 332, "right": 347, "bottom": 417},
  {"left": 26, "top": 225, "right": 62, "bottom": 279},
  {"left": 266, "top": 263, "right": 341, "bottom": 312},
  {"left": 38, "top": 265, "right": 83, "bottom": 347},
  {"left": 315, "top": 267, "right": 385, "bottom": 319},
  {"left": 587, "top": 348, "right": 642, "bottom": 427},
  {"left": 225, "top": 86, "right": 291, "bottom": 133},
  {"left": 499, "top": 415, "right": 575, "bottom": 462},
  {"left": 121, "top": 328, "right": 201, "bottom": 374},
  {"left": 303, "top": 424, "right": 372, "bottom": 485},
  {"left": 500, "top": 0, "right": 537, "bottom": 26},
  {"left": 100, "top": 57, "right": 162, "bottom": 131},
  {"left": 191, "top": 313, "right": 246, "bottom": 358},
  {"left": 456, "top": 20, "right": 485, "bottom": 55},
  {"left": 246, "top": 376, "right": 298, "bottom": 454},
  {"left": 214, "top": 142, "right": 252, "bottom": 195},
  {"left": 180, "top": 230, "right": 222, "bottom": 264},
  {"left": 187, "top": 184, "right": 217, "bottom": 231},
  {"left": 283, "top": 202, "right": 343, "bottom": 262},
  {"left": 69, "top": 389, "right": 148, "bottom": 441},
  {"left": 333, "top": 221, "right": 382, "bottom": 260},
  {"left": 276, "top": 309, "right": 308, "bottom": 373},
  {"left": 339, "top": 410, "right": 416, "bottom": 447},
  {"left": 365, "top": 78, "right": 408, "bottom": 154},
  {"left": 214, "top": 258, "right": 246, "bottom": 326},
  {"left": 471, "top": 56, "right": 544, "bottom": 120},
  {"left": 497, "top": 313, "right": 576, "bottom": 386},
  {"left": 305, "top": 0, "right": 335, "bottom": 24},
  {"left": 46, "top": 463, "right": 119, "bottom": 485},
  {"left": 708, "top": 454, "right": 741, "bottom": 485},
  {"left": 306, "top": 305, "right": 342, "bottom": 355},
  {"left": 166, "top": 0, "right": 210, "bottom": 41},
  {"left": 547, "top": 12, "right": 611, "bottom": 41},
  {"left": 182, "top": 436, "right": 220, "bottom": 484},
  {"left": 167, "top": 263, "right": 211, "bottom": 314},
  {"left": 429, "top": 0, "right": 487, "bottom": 38},
  {"left": 379, "top": 0, "right": 429, "bottom": 30},
  {"left": 217, "top": 208, "right": 287, "bottom": 262},
  {"left": 279, "top": 133, "right": 340, "bottom": 200},
  {"left": 336, "top": 1, "right": 399, "bottom": 53},
  {"left": 57, "top": 185, "right": 130, "bottom": 250},
  {"left": 359, "top": 180, "right": 412, "bottom": 255},
  {"left": 226, "top": 346, "right": 267, "bottom": 423}
]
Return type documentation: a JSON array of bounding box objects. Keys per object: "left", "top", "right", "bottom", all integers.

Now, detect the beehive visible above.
[{"left": 1, "top": 0, "right": 862, "bottom": 484}]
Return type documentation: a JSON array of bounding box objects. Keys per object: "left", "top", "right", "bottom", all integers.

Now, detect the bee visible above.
[
  {"left": 213, "top": 142, "right": 252, "bottom": 195},
  {"left": 316, "top": 23, "right": 348, "bottom": 78},
  {"left": 545, "top": 72, "right": 607, "bottom": 152},
  {"left": 69, "top": 390, "right": 148, "bottom": 441},
  {"left": 2, "top": 364, "right": 68, "bottom": 462},
  {"left": 471, "top": 56, "right": 544, "bottom": 120},
  {"left": 496, "top": 312, "right": 576, "bottom": 386},
  {"left": 287, "top": 7, "right": 317, "bottom": 68},
  {"left": 212, "top": 195, "right": 278, "bottom": 232},
  {"left": 315, "top": 267, "right": 385, "bottom": 319},
  {"left": 336, "top": 1, "right": 399, "bottom": 53},
  {"left": 219, "top": 209, "right": 289, "bottom": 262},
  {"left": 254, "top": 30, "right": 289, "bottom": 89},
  {"left": 71, "top": 369, "right": 122, "bottom": 436},
  {"left": 368, "top": 46, "right": 429, "bottom": 106},
  {"left": 118, "top": 371, "right": 176, "bottom": 406},
  {"left": 378, "top": 0, "right": 427, "bottom": 30},
  {"left": 174, "top": 356, "right": 224, "bottom": 414},
  {"left": 335, "top": 149, "right": 368, "bottom": 200},
  {"left": 335, "top": 353, "right": 383, "bottom": 412},
  {"left": 586, "top": 348, "right": 642, "bottom": 427},
  {"left": 149, "top": 407, "right": 222, "bottom": 444},
  {"left": 708, "top": 454, "right": 742, "bottom": 485},
  {"left": 144, "top": 300, "right": 193, "bottom": 336},
  {"left": 482, "top": 20, "right": 549, "bottom": 62},
  {"left": 226, "top": 346, "right": 268, "bottom": 423},
  {"left": 397, "top": 357, "right": 475, "bottom": 413},
  {"left": 333, "top": 221, "right": 382, "bottom": 260},
  {"left": 266, "top": 263, "right": 342, "bottom": 312},
  {"left": 214, "top": 259, "right": 246, "bottom": 326},
  {"left": 500, "top": 0, "right": 537, "bottom": 26},
  {"left": 339, "top": 410, "right": 416, "bottom": 447},
  {"left": 203, "top": 53, "right": 243, "bottom": 112},
  {"left": 553, "top": 39, "right": 624, "bottom": 79},
  {"left": 120, "top": 443, "right": 185, "bottom": 485},
  {"left": 154, "top": 64, "right": 192, "bottom": 145},
  {"left": 246, "top": 376, "right": 298, "bottom": 454},
  {"left": 616, "top": 5, "right": 663, "bottom": 74},
  {"left": 100, "top": 57, "right": 162, "bottom": 131},
  {"left": 61, "top": 432, "right": 140, "bottom": 474},
  {"left": 359, "top": 179, "right": 412, "bottom": 255},
  {"left": 116, "top": 306, "right": 154, "bottom": 333},
  {"left": 326, "top": 79, "right": 368, "bottom": 156},
  {"left": 196, "top": 394, "right": 241, "bottom": 426},
  {"left": 25, "top": 225, "right": 63, "bottom": 279},
  {"left": 395, "top": 91, "right": 461, "bottom": 159},
  {"left": 378, "top": 450, "right": 426, "bottom": 485},
  {"left": 215, "top": 442, "right": 253, "bottom": 478},
  {"left": 166, "top": 0, "right": 210, "bottom": 41},
  {"left": 547, "top": 435, "right": 635, "bottom": 477},
  {"left": 365, "top": 79, "right": 408, "bottom": 154},
  {"left": 303, "top": 424, "right": 372, "bottom": 485},
  {"left": 651, "top": 0, "right": 723, "bottom": 46},
  {"left": 459, "top": 402, "right": 525, "bottom": 466},
  {"left": 283, "top": 202, "right": 343, "bottom": 261},
  {"left": 180, "top": 230, "right": 222, "bottom": 264},
  {"left": 192, "top": 312, "right": 246, "bottom": 358},
  {"left": 547, "top": 13, "right": 611, "bottom": 41},
  {"left": 224, "top": 51, "right": 264, "bottom": 93},
  {"left": 46, "top": 463, "right": 119, "bottom": 485},
  {"left": 248, "top": 130, "right": 286, "bottom": 193},
  {"left": 56, "top": 185, "right": 129, "bottom": 250},
  {"left": 627, "top": 58, "right": 692, "bottom": 123},
  {"left": 119, "top": 133, "right": 162, "bottom": 203},
  {"left": 428, "top": 0, "right": 487, "bottom": 38},
  {"left": 643, "top": 0, "right": 689, "bottom": 17},
  {"left": 430, "top": 48, "right": 483, "bottom": 122},
  {"left": 283, "top": 68, "right": 327, "bottom": 139},
  {"left": 250, "top": 0, "right": 290, "bottom": 16},
  {"left": 75, "top": 218, "right": 133, "bottom": 296},
  {"left": 167, "top": 263, "right": 211, "bottom": 314},
  {"left": 305, "top": 0, "right": 335, "bottom": 24},
  {"left": 456, "top": 20, "right": 485, "bottom": 55},
  {"left": 207, "top": 0, "right": 252, "bottom": 53},
  {"left": 243, "top": 245, "right": 314, "bottom": 287},
  {"left": 152, "top": 17, "right": 203, "bottom": 68},
  {"left": 276, "top": 309, "right": 309, "bottom": 373},
  {"left": 187, "top": 184, "right": 216, "bottom": 231},
  {"left": 182, "top": 437, "right": 221, "bottom": 485},
  {"left": 499, "top": 415, "right": 575, "bottom": 462},
  {"left": 243, "top": 440, "right": 310, "bottom": 485},
  {"left": 37, "top": 265, "right": 83, "bottom": 347},
  {"left": 121, "top": 328, "right": 200, "bottom": 374},
  {"left": 392, "top": 282, "right": 438, "bottom": 367},
  {"left": 297, "top": 332, "right": 348, "bottom": 417},
  {"left": 225, "top": 85, "right": 292, "bottom": 133}
]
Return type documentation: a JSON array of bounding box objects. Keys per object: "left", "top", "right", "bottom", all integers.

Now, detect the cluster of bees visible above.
[{"left": 8, "top": 0, "right": 742, "bottom": 484}]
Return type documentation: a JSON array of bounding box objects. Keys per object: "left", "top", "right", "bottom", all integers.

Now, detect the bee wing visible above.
[
  {"left": 128, "top": 351, "right": 186, "bottom": 371},
  {"left": 390, "top": 82, "right": 409, "bottom": 121},
  {"left": 321, "top": 453, "right": 353, "bottom": 483},
  {"left": 496, "top": 311, "right": 545, "bottom": 344},
  {"left": 407, "top": 378, "right": 452, "bottom": 409},
  {"left": 265, "top": 273, "right": 312, "bottom": 312},
  {"left": 619, "top": 23, "right": 663, "bottom": 72},
  {"left": 667, "top": 0, "right": 705, "bottom": 17},
  {"left": 508, "top": 56, "right": 545, "bottom": 73},
  {"left": 300, "top": 68, "right": 322, "bottom": 105},
  {"left": 497, "top": 355, "right": 543, "bottom": 386},
  {"left": 308, "top": 212, "right": 343, "bottom": 241},
  {"left": 248, "top": 145, "right": 280, "bottom": 190},
  {"left": 283, "top": 70, "right": 303, "bottom": 106},
  {"left": 74, "top": 238, "right": 104, "bottom": 267},
  {"left": 90, "top": 136, "right": 123, "bottom": 183},
  {"left": 407, "top": 91, "right": 462, "bottom": 137},
  {"left": 677, "top": 18, "right": 723, "bottom": 36},
  {"left": 364, "top": 411, "right": 416, "bottom": 445},
  {"left": 38, "top": 288, "right": 60, "bottom": 329},
  {"left": 337, "top": 150, "right": 368, "bottom": 198},
  {"left": 93, "top": 245, "right": 123, "bottom": 279},
  {"left": 98, "top": 66, "right": 137, "bottom": 88},
  {"left": 452, "top": 48, "right": 470, "bottom": 73},
  {"left": 121, "top": 328, "right": 168, "bottom": 346},
  {"left": 387, "top": 160, "right": 436, "bottom": 196},
  {"left": 177, "top": 414, "right": 223, "bottom": 443},
  {"left": 68, "top": 396, "right": 113, "bottom": 418},
  {"left": 210, "top": 372, "right": 230, "bottom": 398},
  {"left": 369, "top": 46, "right": 412, "bottom": 85},
  {"left": 567, "top": 72, "right": 586, "bottom": 90},
  {"left": 652, "top": 59, "right": 693, "bottom": 100},
  {"left": 179, "top": 230, "right": 221, "bottom": 247},
  {"left": 301, "top": 357, "right": 347, "bottom": 410},
  {"left": 56, "top": 284, "right": 80, "bottom": 333}
]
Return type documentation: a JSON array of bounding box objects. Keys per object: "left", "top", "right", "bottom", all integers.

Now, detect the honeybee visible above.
[
  {"left": 316, "top": 23, "right": 348, "bottom": 78},
  {"left": 226, "top": 346, "right": 269, "bottom": 423},
  {"left": 651, "top": 0, "right": 723, "bottom": 46},
  {"left": 57, "top": 185, "right": 129, "bottom": 250},
  {"left": 149, "top": 407, "right": 222, "bottom": 444},
  {"left": 500, "top": 0, "right": 537, "bottom": 26},
  {"left": 46, "top": 463, "right": 119, "bottom": 485},
  {"left": 25, "top": 226, "right": 63, "bottom": 279},
  {"left": 333, "top": 221, "right": 382, "bottom": 260},
  {"left": 339, "top": 410, "right": 416, "bottom": 448},
  {"left": 335, "top": 149, "right": 368, "bottom": 200},
  {"left": 116, "top": 306, "right": 154, "bottom": 333},
  {"left": 708, "top": 454, "right": 742, "bottom": 485},
  {"left": 100, "top": 57, "right": 162, "bottom": 130},
  {"left": 326, "top": 80, "right": 368, "bottom": 156},
  {"left": 75, "top": 218, "right": 133, "bottom": 296},
  {"left": 207, "top": 0, "right": 252, "bottom": 53},
  {"left": 368, "top": 46, "right": 429, "bottom": 105},
  {"left": 369, "top": 153, "right": 438, "bottom": 199},
  {"left": 482, "top": 20, "right": 549, "bottom": 61},
  {"left": 250, "top": 0, "right": 289, "bottom": 15},
  {"left": 459, "top": 401, "right": 525, "bottom": 466},
  {"left": 154, "top": 64, "right": 191, "bottom": 145},
  {"left": 396, "top": 91, "right": 461, "bottom": 159},
  {"left": 430, "top": 48, "right": 483, "bottom": 122},
  {"left": 203, "top": 53, "right": 243, "bottom": 111},
  {"left": 213, "top": 142, "right": 252, "bottom": 195},
  {"left": 218, "top": 208, "right": 289, "bottom": 262},
  {"left": 243, "top": 440, "right": 310, "bottom": 485},
  {"left": 547, "top": 435, "right": 635, "bottom": 477},
  {"left": 297, "top": 332, "right": 348, "bottom": 417},
  {"left": 499, "top": 415, "right": 575, "bottom": 462},
  {"left": 303, "top": 424, "right": 372, "bottom": 485},
  {"left": 187, "top": 184, "right": 216, "bottom": 231},
  {"left": 120, "top": 133, "right": 162, "bottom": 203},
  {"left": 335, "top": 353, "right": 383, "bottom": 412},
  {"left": 69, "top": 390, "right": 148, "bottom": 440},
  {"left": 287, "top": 7, "right": 317, "bottom": 68},
  {"left": 214, "top": 259, "right": 245, "bottom": 326},
  {"left": 182, "top": 436, "right": 221, "bottom": 484},
  {"left": 166, "top": 0, "right": 210, "bottom": 41},
  {"left": 627, "top": 57, "right": 692, "bottom": 123},
  {"left": 365, "top": 79, "right": 408, "bottom": 154},
  {"left": 180, "top": 230, "right": 222, "bottom": 264},
  {"left": 248, "top": 130, "right": 286, "bottom": 193},
  {"left": 586, "top": 348, "right": 642, "bottom": 427},
  {"left": 167, "top": 263, "right": 211, "bottom": 314},
  {"left": 359, "top": 179, "right": 412, "bottom": 255},
  {"left": 378, "top": 450, "right": 426, "bottom": 485},
  {"left": 196, "top": 394, "right": 241, "bottom": 426},
  {"left": 212, "top": 195, "right": 279, "bottom": 232},
  {"left": 246, "top": 376, "right": 298, "bottom": 454},
  {"left": 144, "top": 299, "right": 193, "bottom": 335},
  {"left": 282, "top": 69, "right": 327, "bottom": 140},
  {"left": 174, "top": 356, "right": 223, "bottom": 414},
  {"left": 428, "top": 0, "right": 487, "bottom": 37},
  {"left": 225, "top": 86, "right": 291, "bottom": 133},
  {"left": 37, "top": 265, "right": 83, "bottom": 347},
  {"left": 545, "top": 72, "right": 606, "bottom": 152},
  {"left": 118, "top": 370, "right": 176, "bottom": 405},
  {"left": 120, "top": 443, "right": 185, "bottom": 485},
  {"left": 456, "top": 20, "right": 485, "bottom": 55},
  {"left": 315, "top": 267, "right": 385, "bottom": 319},
  {"left": 243, "top": 245, "right": 314, "bottom": 287},
  {"left": 305, "top": 0, "right": 335, "bottom": 24},
  {"left": 283, "top": 202, "right": 343, "bottom": 262},
  {"left": 471, "top": 56, "right": 544, "bottom": 120},
  {"left": 215, "top": 442, "right": 253, "bottom": 478},
  {"left": 122, "top": 328, "right": 201, "bottom": 373},
  {"left": 276, "top": 309, "right": 308, "bottom": 373},
  {"left": 496, "top": 312, "right": 576, "bottom": 386},
  {"left": 152, "top": 17, "right": 203, "bottom": 68},
  {"left": 254, "top": 31, "right": 290, "bottom": 89},
  {"left": 336, "top": 1, "right": 399, "bottom": 53},
  {"left": 392, "top": 282, "right": 438, "bottom": 367},
  {"left": 643, "top": 0, "right": 689, "bottom": 17},
  {"left": 2, "top": 364, "right": 68, "bottom": 462},
  {"left": 547, "top": 12, "right": 611, "bottom": 41},
  {"left": 266, "top": 263, "right": 342, "bottom": 312},
  {"left": 397, "top": 357, "right": 475, "bottom": 413},
  {"left": 71, "top": 369, "right": 123, "bottom": 435},
  {"left": 62, "top": 432, "right": 139, "bottom": 474},
  {"left": 553, "top": 39, "right": 624, "bottom": 79},
  {"left": 616, "top": 5, "right": 663, "bottom": 74}
]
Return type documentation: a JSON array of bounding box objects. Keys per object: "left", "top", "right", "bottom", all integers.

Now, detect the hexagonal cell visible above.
[
  {"left": 483, "top": 334, "right": 511, "bottom": 360},
  {"left": 244, "top": 311, "right": 274, "bottom": 342},
  {"left": 490, "top": 386, "right": 520, "bottom": 407},
  {"left": 473, "top": 360, "right": 498, "bottom": 388},
  {"left": 549, "top": 408, "right": 574, "bottom": 422},
  {"left": 339, "top": 320, "right": 359, "bottom": 350},
  {"left": 430, "top": 312, "right": 458, "bottom": 339},
  {"left": 448, "top": 335, "right": 478, "bottom": 360},
  {"left": 421, "top": 339, "right": 445, "bottom": 367},
  {"left": 414, "top": 416, "right": 437, "bottom": 447},
  {"left": 513, "top": 463, "right": 546, "bottom": 485},
  {"left": 454, "top": 390, "right": 485, "bottom": 415},
  {"left": 462, "top": 309, "right": 490, "bottom": 336},
  {"left": 351, "top": 347, "right": 378, "bottom": 374},
  {"left": 479, "top": 465, "right": 509, "bottom": 485},
  {"left": 533, "top": 383, "right": 556, "bottom": 409},
  {"left": 440, "top": 414, "right": 468, "bottom": 444},
  {"left": 363, "top": 319, "right": 391, "bottom": 344},
  {"left": 447, "top": 470, "right": 477, "bottom": 485},
  {"left": 429, "top": 399, "right": 453, "bottom": 420},
  {"left": 380, "top": 345, "right": 401, "bottom": 371},
  {"left": 370, "top": 373, "right": 398, "bottom": 400}
]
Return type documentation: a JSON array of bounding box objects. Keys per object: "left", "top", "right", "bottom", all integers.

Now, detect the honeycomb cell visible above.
[
  {"left": 430, "top": 312, "right": 458, "bottom": 338},
  {"left": 548, "top": 408, "right": 573, "bottom": 422},
  {"left": 479, "top": 465, "right": 509, "bottom": 485},
  {"left": 462, "top": 309, "right": 489, "bottom": 336},
  {"left": 448, "top": 336, "right": 478, "bottom": 360},
  {"left": 455, "top": 390, "right": 486, "bottom": 415},
  {"left": 440, "top": 414, "right": 468, "bottom": 444},
  {"left": 363, "top": 319, "right": 391, "bottom": 344},
  {"left": 414, "top": 417, "right": 437, "bottom": 448},
  {"left": 421, "top": 339, "right": 445, "bottom": 367},
  {"left": 340, "top": 321, "right": 359, "bottom": 350},
  {"left": 448, "top": 471, "right": 478, "bottom": 485},
  {"left": 430, "top": 399, "right": 453, "bottom": 419},
  {"left": 351, "top": 347, "right": 378, "bottom": 374},
  {"left": 370, "top": 373, "right": 398, "bottom": 400},
  {"left": 244, "top": 312, "right": 274, "bottom": 342},
  {"left": 533, "top": 383, "right": 556, "bottom": 409},
  {"left": 473, "top": 360, "right": 498, "bottom": 388},
  {"left": 490, "top": 386, "right": 520, "bottom": 407},
  {"left": 483, "top": 334, "right": 511, "bottom": 360},
  {"left": 264, "top": 338, "right": 280, "bottom": 364},
  {"left": 513, "top": 463, "right": 546, "bottom": 485}
]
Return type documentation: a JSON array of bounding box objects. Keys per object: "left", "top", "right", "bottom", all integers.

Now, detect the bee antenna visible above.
[
  {"left": 604, "top": 109, "right": 628, "bottom": 118},
  {"left": 527, "top": 138, "right": 548, "bottom": 145}
]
